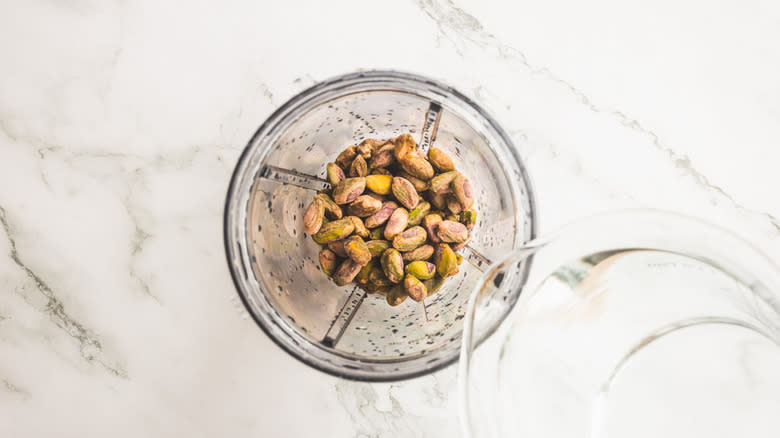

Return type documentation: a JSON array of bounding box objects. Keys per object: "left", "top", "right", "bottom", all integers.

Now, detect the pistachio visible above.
[
  {"left": 407, "top": 149, "right": 426, "bottom": 159},
  {"left": 398, "top": 171, "right": 429, "bottom": 192},
  {"left": 380, "top": 248, "right": 404, "bottom": 283},
  {"left": 429, "top": 192, "right": 448, "bottom": 210},
  {"left": 430, "top": 171, "right": 459, "bottom": 194},
  {"left": 423, "top": 213, "right": 443, "bottom": 243},
  {"left": 393, "top": 226, "right": 428, "bottom": 252},
  {"left": 326, "top": 162, "right": 345, "bottom": 186},
  {"left": 450, "top": 175, "right": 474, "bottom": 210},
  {"left": 313, "top": 218, "right": 355, "bottom": 244},
  {"left": 364, "top": 201, "right": 398, "bottom": 228},
  {"left": 332, "top": 177, "right": 366, "bottom": 204},
  {"left": 357, "top": 138, "right": 380, "bottom": 159},
  {"left": 327, "top": 240, "right": 348, "bottom": 258},
  {"left": 314, "top": 193, "right": 343, "bottom": 219},
  {"left": 427, "top": 148, "right": 456, "bottom": 172},
  {"left": 403, "top": 274, "right": 427, "bottom": 302},
  {"left": 451, "top": 174, "right": 474, "bottom": 210},
  {"left": 447, "top": 196, "right": 463, "bottom": 215},
  {"left": 452, "top": 234, "right": 472, "bottom": 251},
  {"left": 335, "top": 144, "right": 358, "bottom": 170},
  {"left": 369, "top": 227, "right": 384, "bottom": 240},
  {"left": 391, "top": 177, "right": 419, "bottom": 210},
  {"left": 332, "top": 259, "right": 363, "bottom": 286},
  {"left": 423, "top": 277, "right": 445, "bottom": 297},
  {"left": 369, "top": 144, "right": 395, "bottom": 168},
  {"left": 399, "top": 155, "right": 435, "bottom": 180},
  {"left": 348, "top": 216, "right": 370, "bottom": 239},
  {"left": 344, "top": 236, "right": 372, "bottom": 265},
  {"left": 436, "top": 220, "right": 469, "bottom": 243},
  {"left": 407, "top": 201, "right": 431, "bottom": 226},
  {"left": 460, "top": 208, "right": 477, "bottom": 230},
  {"left": 368, "top": 268, "right": 393, "bottom": 288},
  {"left": 404, "top": 260, "right": 436, "bottom": 280},
  {"left": 363, "top": 137, "right": 387, "bottom": 152},
  {"left": 365, "top": 174, "right": 393, "bottom": 195},
  {"left": 402, "top": 244, "right": 434, "bottom": 262},
  {"left": 303, "top": 199, "right": 325, "bottom": 234},
  {"left": 347, "top": 195, "right": 382, "bottom": 217},
  {"left": 355, "top": 261, "right": 375, "bottom": 285},
  {"left": 349, "top": 155, "right": 368, "bottom": 177},
  {"left": 366, "top": 239, "right": 391, "bottom": 257},
  {"left": 385, "top": 285, "right": 408, "bottom": 306},
  {"left": 434, "top": 243, "right": 459, "bottom": 278},
  {"left": 455, "top": 252, "right": 463, "bottom": 264},
  {"left": 319, "top": 249, "right": 339, "bottom": 276},
  {"left": 393, "top": 133, "right": 416, "bottom": 160},
  {"left": 383, "top": 207, "right": 409, "bottom": 240},
  {"left": 445, "top": 214, "right": 459, "bottom": 221}
]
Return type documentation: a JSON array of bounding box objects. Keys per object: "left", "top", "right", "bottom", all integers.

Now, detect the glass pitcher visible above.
[{"left": 459, "top": 209, "right": 780, "bottom": 437}]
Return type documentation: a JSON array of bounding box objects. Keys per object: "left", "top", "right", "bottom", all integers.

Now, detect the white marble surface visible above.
[{"left": 1, "top": 0, "right": 780, "bottom": 436}]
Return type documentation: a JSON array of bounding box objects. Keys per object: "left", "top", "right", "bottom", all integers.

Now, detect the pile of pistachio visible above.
[{"left": 303, "top": 134, "right": 476, "bottom": 307}]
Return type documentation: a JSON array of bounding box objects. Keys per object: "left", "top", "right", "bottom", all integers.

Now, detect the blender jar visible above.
[{"left": 224, "top": 71, "right": 536, "bottom": 381}]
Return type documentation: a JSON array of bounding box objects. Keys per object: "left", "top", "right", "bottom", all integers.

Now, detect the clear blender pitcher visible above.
[{"left": 224, "top": 71, "right": 780, "bottom": 434}]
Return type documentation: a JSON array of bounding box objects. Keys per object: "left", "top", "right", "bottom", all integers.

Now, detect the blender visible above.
[{"left": 224, "top": 71, "right": 535, "bottom": 381}]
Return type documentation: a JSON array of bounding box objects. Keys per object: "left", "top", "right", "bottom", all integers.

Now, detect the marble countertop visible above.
[{"left": 2, "top": 0, "right": 780, "bottom": 436}]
